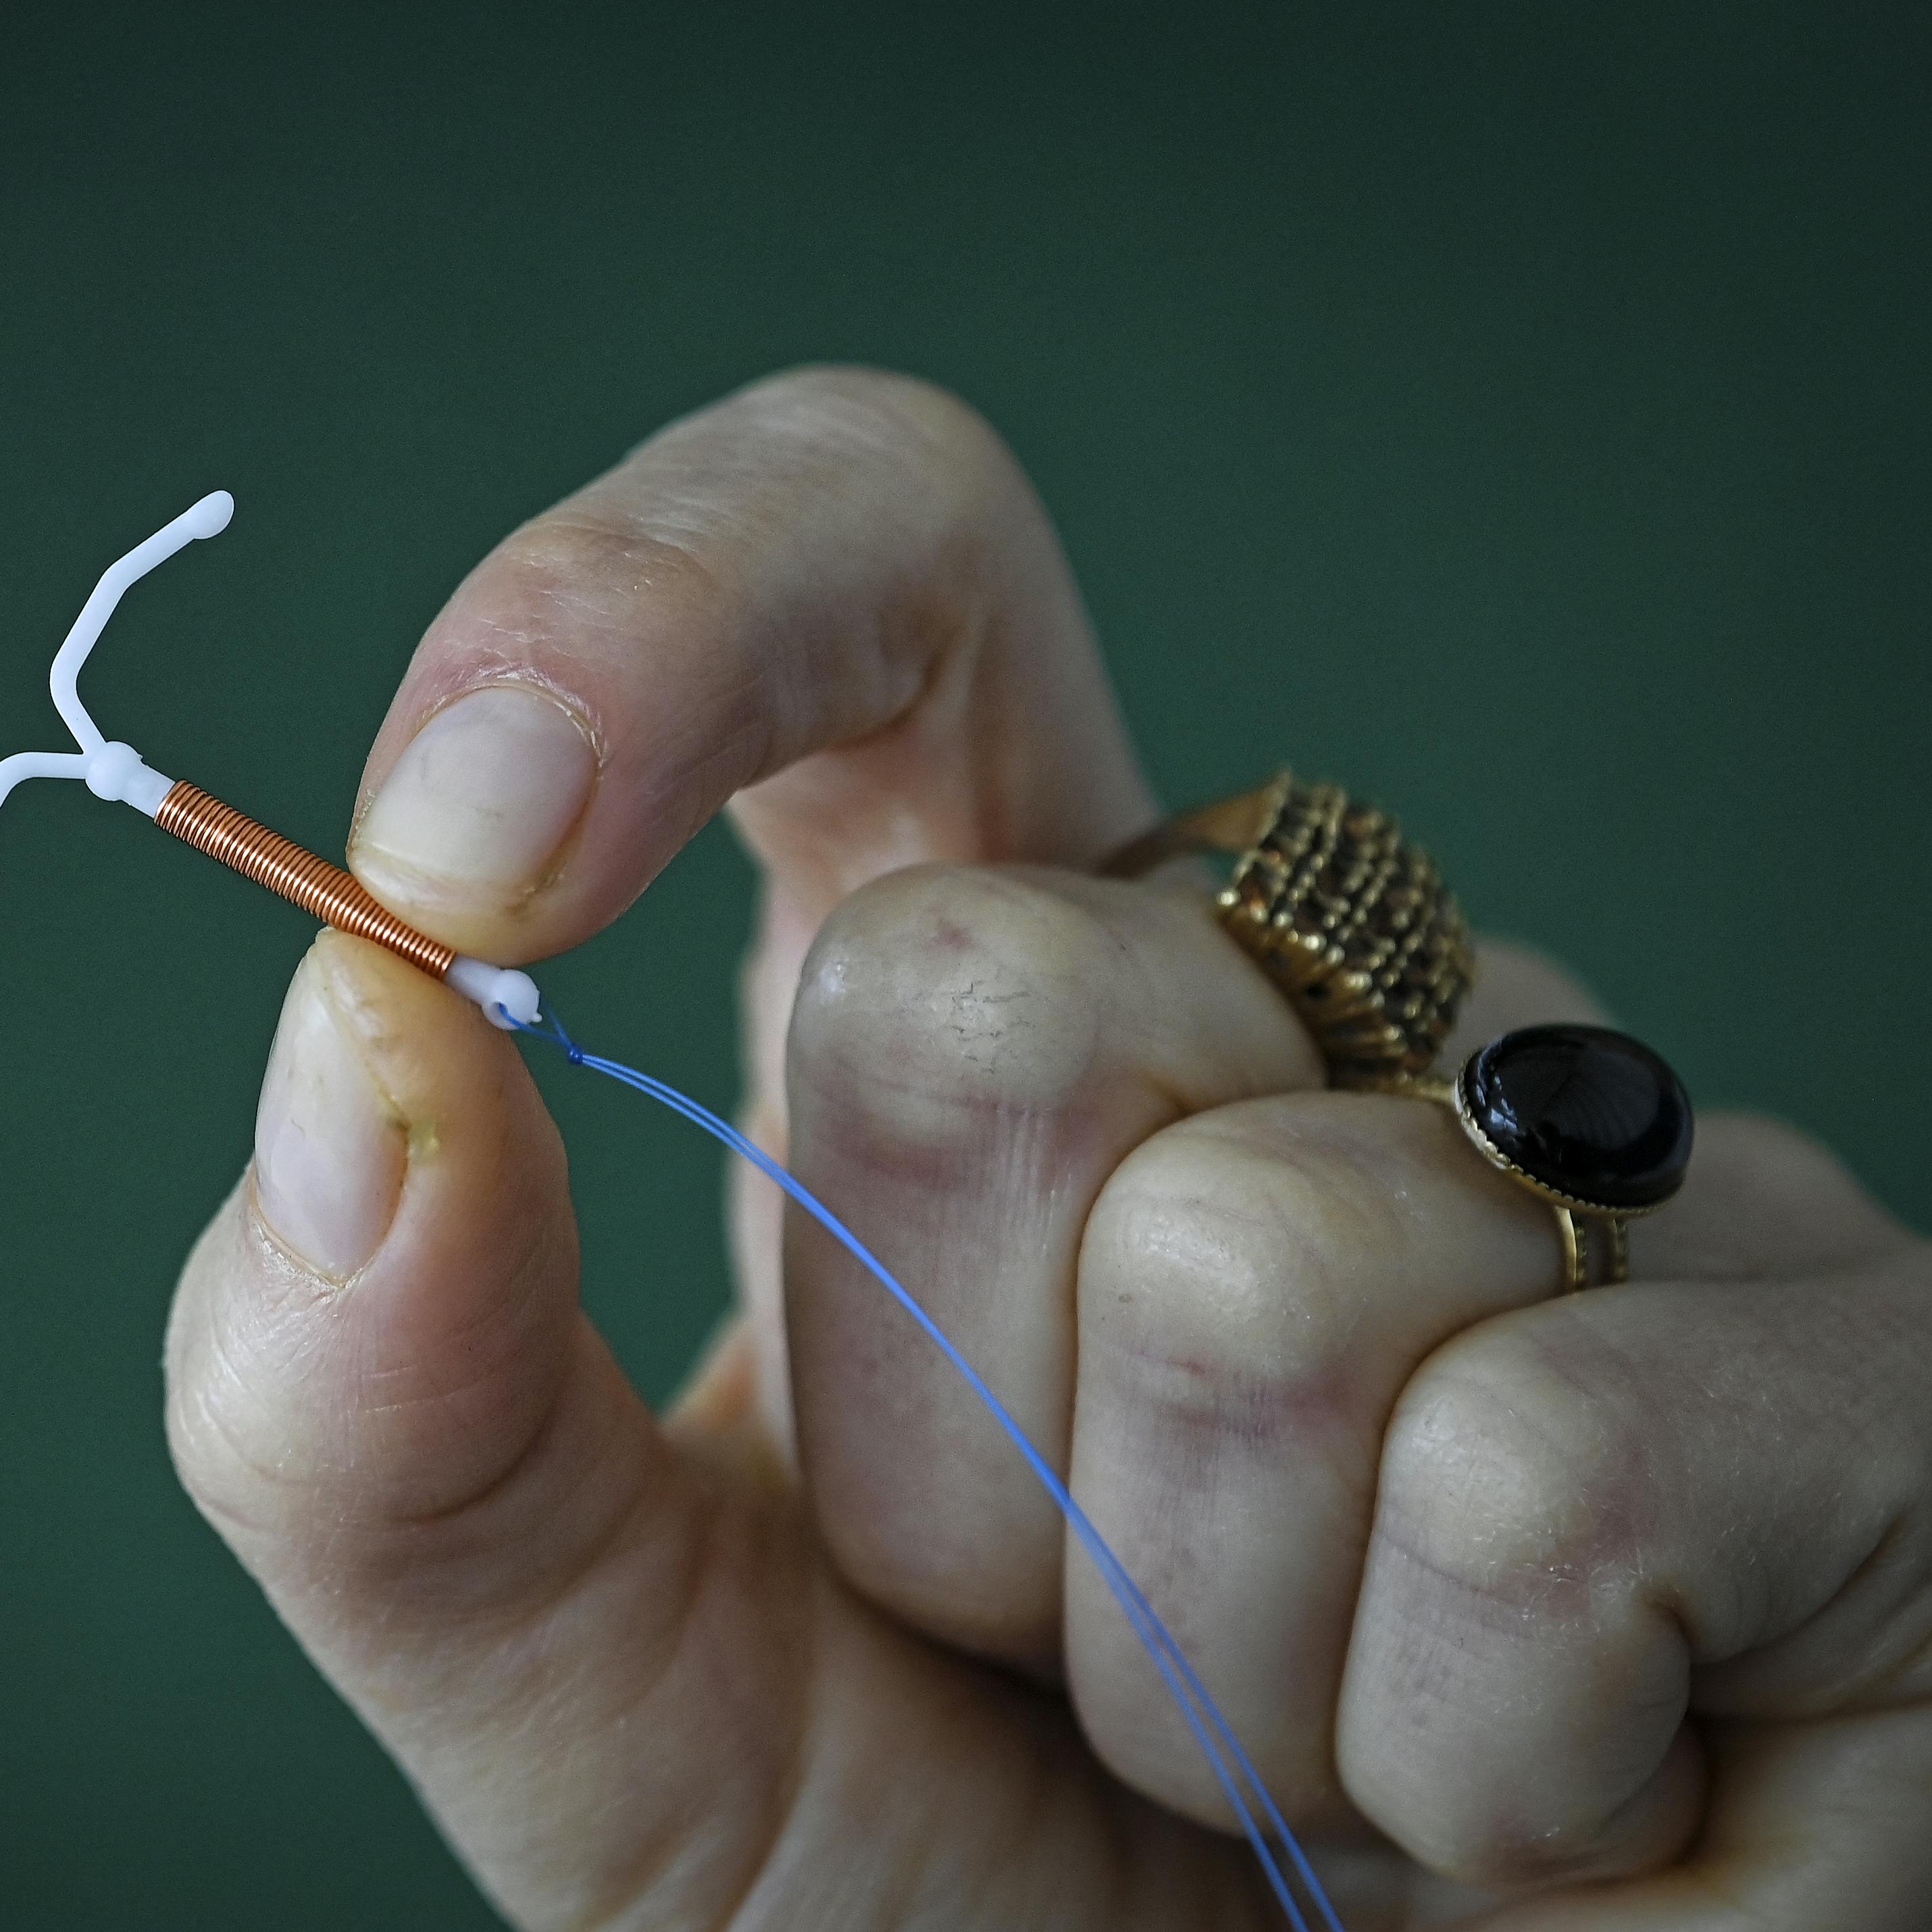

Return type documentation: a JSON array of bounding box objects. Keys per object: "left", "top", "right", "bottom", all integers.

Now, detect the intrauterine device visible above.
[{"left": 0, "top": 494, "right": 540, "bottom": 1027}]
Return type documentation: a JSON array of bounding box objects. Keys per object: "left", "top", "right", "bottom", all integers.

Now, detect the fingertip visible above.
[
  {"left": 301, "top": 926, "right": 532, "bottom": 1121},
  {"left": 347, "top": 684, "right": 602, "bottom": 964},
  {"left": 260, "top": 932, "right": 559, "bottom": 1243},
  {"left": 173, "top": 932, "right": 581, "bottom": 1537},
  {"left": 287, "top": 932, "right": 576, "bottom": 1365},
  {"left": 251, "top": 940, "right": 410, "bottom": 1282}
]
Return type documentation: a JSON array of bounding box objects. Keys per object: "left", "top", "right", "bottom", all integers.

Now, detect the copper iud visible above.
[
  {"left": 0, "top": 492, "right": 542, "bottom": 1029},
  {"left": 155, "top": 782, "right": 460, "bottom": 979}
]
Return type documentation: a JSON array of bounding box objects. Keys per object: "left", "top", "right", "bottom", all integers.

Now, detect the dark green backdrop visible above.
[{"left": 2, "top": 4, "right": 1926, "bottom": 1925}]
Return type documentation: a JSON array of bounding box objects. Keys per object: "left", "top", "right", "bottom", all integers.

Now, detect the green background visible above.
[{"left": 1, "top": 4, "right": 1926, "bottom": 1925}]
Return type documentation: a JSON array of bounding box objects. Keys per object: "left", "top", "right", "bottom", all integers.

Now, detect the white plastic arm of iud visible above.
[
  {"left": 3, "top": 492, "right": 542, "bottom": 1030},
  {"left": 51, "top": 490, "right": 235, "bottom": 757},
  {"left": 0, "top": 490, "right": 231, "bottom": 813},
  {"left": 0, "top": 748, "right": 91, "bottom": 809}
]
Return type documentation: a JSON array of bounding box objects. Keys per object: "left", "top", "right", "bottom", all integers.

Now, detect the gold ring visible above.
[
  {"left": 1103, "top": 775, "right": 1692, "bottom": 1292},
  {"left": 1101, "top": 770, "right": 1475, "bottom": 1090},
  {"left": 1436, "top": 1023, "right": 1694, "bottom": 1292}
]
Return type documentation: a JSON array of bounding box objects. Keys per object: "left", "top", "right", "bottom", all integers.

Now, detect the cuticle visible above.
[{"left": 244, "top": 1163, "right": 383, "bottom": 1295}]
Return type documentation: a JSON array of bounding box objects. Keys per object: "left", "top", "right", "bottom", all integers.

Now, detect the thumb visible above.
[{"left": 165, "top": 933, "right": 808, "bottom": 1929}]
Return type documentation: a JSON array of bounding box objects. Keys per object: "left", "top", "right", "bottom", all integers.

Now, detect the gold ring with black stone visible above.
[
  {"left": 1433, "top": 1023, "right": 1694, "bottom": 1292},
  {"left": 1103, "top": 774, "right": 1693, "bottom": 1293}
]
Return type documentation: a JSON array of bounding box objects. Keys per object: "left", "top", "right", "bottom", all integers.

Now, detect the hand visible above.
[{"left": 166, "top": 369, "right": 1932, "bottom": 1931}]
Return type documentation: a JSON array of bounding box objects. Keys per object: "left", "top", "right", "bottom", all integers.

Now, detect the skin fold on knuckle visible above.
[
  {"left": 1079, "top": 1121, "right": 1390, "bottom": 1475},
  {"left": 1346, "top": 1325, "right": 1685, "bottom": 1884},
  {"left": 699, "top": 370, "right": 1023, "bottom": 637},
  {"left": 640, "top": 365, "right": 1021, "bottom": 671},
  {"left": 786, "top": 867, "right": 1294, "bottom": 1167},
  {"left": 167, "top": 1187, "right": 590, "bottom": 1625},
  {"left": 1075, "top": 1094, "right": 1554, "bottom": 1481},
  {"left": 1066, "top": 1116, "right": 1415, "bottom": 1827},
  {"left": 625, "top": 365, "right": 1073, "bottom": 802},
  {"left": 163, "top": 1180, "right": 331, "bottom": 1548}
]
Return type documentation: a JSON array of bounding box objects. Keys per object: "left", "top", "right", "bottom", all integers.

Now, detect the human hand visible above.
[{"left": 166, "top": 369, "right": 1932, "bottom": 1929}]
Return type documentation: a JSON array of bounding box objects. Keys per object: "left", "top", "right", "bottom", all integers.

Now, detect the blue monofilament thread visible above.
[{"left": 512, "top": 1009, "right": 1346, "bottom": 1932}]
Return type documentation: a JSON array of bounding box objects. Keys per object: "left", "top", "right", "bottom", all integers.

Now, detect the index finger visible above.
[{"left": 347, "top": 366, "right": 1154, "bottom": 964}]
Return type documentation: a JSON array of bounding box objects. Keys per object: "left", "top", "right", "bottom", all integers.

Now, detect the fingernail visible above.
[
  {"left": 352, "top": 686, "right": 596, "bottom": 909},
  {"left": 255, "top": 959, "right": 407, "bottom": 1279}
]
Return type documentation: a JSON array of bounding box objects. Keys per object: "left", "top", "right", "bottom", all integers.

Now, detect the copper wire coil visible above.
[{"left": 155, "top": 781, "right": 457, "bottom": 980}]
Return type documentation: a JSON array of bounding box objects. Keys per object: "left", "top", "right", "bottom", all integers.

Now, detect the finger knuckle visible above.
[
  {"left": 735, "top": 364, "right": 1011, "bottom": 484},
  {"left": 488, "top": 507, "right": 734, "bottom": 639},
  {"left": 163, "top": 1190, "right": 578, "bottom": 1565},
  {"left": 165, "top": 1363, "right": 300, "bottom": 1550},
  {"left": 1082, "top": 1113, "right": 1379, "bottom": 1462},
  {"left": 163, "top": 1363, "right": 255, "bottom": 1533},
  {"left": 724, "top": 368, "right": 1029, "bottom": 596},
  {"left": 1377, "top": 1325, "right": 1651, "bottom": 1623},
  {"left": 163, "top": 1227, "right": 315, "bottom": 1546},
  {"left": 791, "top": 865, "right": 1114, "bottom": 1137}
]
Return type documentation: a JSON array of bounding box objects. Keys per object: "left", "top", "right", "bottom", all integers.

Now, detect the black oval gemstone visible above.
[{"left": 1460, "top": 1025, "right": 1692, "bottom": 1211}]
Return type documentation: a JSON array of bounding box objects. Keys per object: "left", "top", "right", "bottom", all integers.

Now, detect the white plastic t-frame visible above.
[
  {"left": 1, "top": 493, "right": 540, "bottom": 1029},
  {"left": 0, "top": 490, "right": 231, "bottom": 815}
]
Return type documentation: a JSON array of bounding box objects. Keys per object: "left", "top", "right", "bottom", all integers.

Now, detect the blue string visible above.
[{"left": 511, "top": 1007, "right": 1346, "bottom": 1931}]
